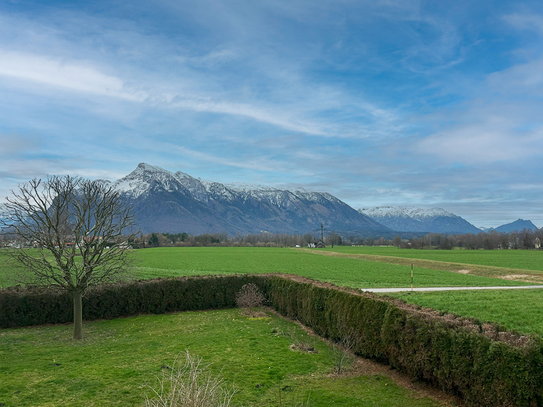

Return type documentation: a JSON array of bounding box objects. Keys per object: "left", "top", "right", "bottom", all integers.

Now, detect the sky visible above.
[{"left": 1, "top": 0, "right": 543, "bottom": 228}]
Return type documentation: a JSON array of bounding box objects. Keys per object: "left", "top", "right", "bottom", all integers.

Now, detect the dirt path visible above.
[{"left": 299, "top": 248, "right": 543, "bottom": 283}]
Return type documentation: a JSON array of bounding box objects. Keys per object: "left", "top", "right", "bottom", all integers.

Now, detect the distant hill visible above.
[
  {"left": 494, "top": 219, "right": 538, "bottom": 233},
  {"left": 109, "top": 163, "right": 393, "bottom": 236},
  {"left": 359, "top": 206, "right": 481, "bottom": 234}
]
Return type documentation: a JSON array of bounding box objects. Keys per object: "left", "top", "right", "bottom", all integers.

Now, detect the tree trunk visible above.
[{"left": 73, "top": 290, "right": 83, "bottom": 340}]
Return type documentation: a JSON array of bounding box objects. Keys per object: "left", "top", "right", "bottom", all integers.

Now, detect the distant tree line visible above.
[
  {"left": 7, "top": 227, "right": 540, "bottom": 251},
  {"left": 126, "top": 228, "right": 543, "bottom": 250},
  {"left": 396, "top": 228, "right": 543, "bottom": 250}
]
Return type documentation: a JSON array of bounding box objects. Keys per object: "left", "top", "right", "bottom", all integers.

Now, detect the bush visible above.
[{"left": 235, "top": 283, "right": 266, "bottom": 309}]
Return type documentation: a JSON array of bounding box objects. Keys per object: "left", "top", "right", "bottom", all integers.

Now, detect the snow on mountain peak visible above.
[
  {"left": 113, "top": 163, "right": 184, "bottom": 198},
  {"left": 360, "top": 206, "right": 454, "bottom": 219}
]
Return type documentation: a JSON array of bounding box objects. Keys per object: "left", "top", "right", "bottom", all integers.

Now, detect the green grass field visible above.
[
  {"left": 323, "top": 246, "right": 543, "bottom": 272},
  {"left": 1, "top": 247, "right": 536, "bottom": 289},
  {"left": 389, "top": 289, "right": 543, "bottom": 337},
  {"left": 0, "top": 308, "right": 444, "bottom": 407},
  {"left": 3, "top": 246, "right": 543, "bottom": 339},
  {"left": 127, "top": 247, "right": 529, "bottom": 289}
]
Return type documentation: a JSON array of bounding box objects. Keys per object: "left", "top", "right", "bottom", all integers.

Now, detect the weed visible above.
[{"left": 145, "top": 350, "right": 236, "bottom": 407}]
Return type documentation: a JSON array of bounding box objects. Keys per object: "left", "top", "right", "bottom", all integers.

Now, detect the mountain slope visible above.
[
  {"left": 495, "top": 219, "right": 538, "bottom": 233},
  {"left": 113, "top": 163, "right": 392, "bottom": 236},
  {"left": 359, "top": 206, "right": 480, "bottom": 234}
]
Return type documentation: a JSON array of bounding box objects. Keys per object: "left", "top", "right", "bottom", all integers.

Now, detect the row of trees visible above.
[
  {"left": 404, "top": 229, "right": 543, "bottom": 250},
  {"left": 137, "top": 229, "right": 543, "bottom": 250},
  {"left": 137, "top": 231, "right": 345, "bottom": 248}
]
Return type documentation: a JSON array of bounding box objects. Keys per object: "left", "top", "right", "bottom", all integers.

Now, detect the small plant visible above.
[
  {"left": 329, "top": 316, "right": 360, "bottom": 374},
  {"left": 283, "top": 326, "right": 318, "bottom": 354},
  {"left": 145, "top": 350, "right": 236, "bottom": 407},
  {"left": 235, "top": 283, "right": 265, "bottom": 309}
]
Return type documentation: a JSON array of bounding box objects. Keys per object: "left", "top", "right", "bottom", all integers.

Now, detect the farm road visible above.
[{"left": 363, "top": 285, "right": 543, "bottom": 293}]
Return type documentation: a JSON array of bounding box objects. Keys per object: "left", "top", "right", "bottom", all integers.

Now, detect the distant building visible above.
[
  {"left": 535, "top": 237, "right": 541, "bottom": 250},
  {"left": 308, "top": 240, "right": 325, "bottom": 249}
]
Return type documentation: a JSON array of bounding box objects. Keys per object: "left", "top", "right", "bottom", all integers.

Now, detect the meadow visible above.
[
  {"left": 389, "top": 288, "right": 543, "bottom": 337},
  {"left": 3, "top": 245, "right": 543, "bottom": 405},
  {"left": 1, "top": 247, "right": 535, "bottom": 289},
  {"left": 322, "top": 246, "right": 543, "bottom": 272},
  {"left": 126, "top": 247, "right": 529, "bottom": 289},
  {"left": 0, "top": 308, "right": 446, "bottom": 407}
]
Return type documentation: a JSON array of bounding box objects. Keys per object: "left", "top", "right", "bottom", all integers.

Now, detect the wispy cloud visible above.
[
  {"left": 1, "top": 1, "right": 543, "bottom": 227},
  {"left": 0, "top": 50, "right": 144, "bottom": 100}
]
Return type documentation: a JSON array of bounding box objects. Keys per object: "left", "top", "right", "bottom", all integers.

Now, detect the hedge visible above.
[
  {"left": 0, "top": 275, "right": 269, "bottom": 328},
  {"left": 266, "top": 276, "right": 543, "bottom": 407},
  {"left": 1, "top": 274, "right": 542, "bottom": 406}
]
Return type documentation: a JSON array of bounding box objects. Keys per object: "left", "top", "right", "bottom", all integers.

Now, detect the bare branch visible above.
[{"left": 1, "top": 175, "right": 137, "bottom": 339}]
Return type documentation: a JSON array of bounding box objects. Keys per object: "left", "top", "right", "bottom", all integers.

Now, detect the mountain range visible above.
[
  {"left": 107, "top": 163, "right": 392, "bottom": 236},
  {"left": 358, "top": 206, "right": 482, "bottom": 235},
  {"left": 1, "top": 164, "right": 538, "bottom": 236},
  {"left": 492, "top": 219, "right": 538, "bottom": 233}
]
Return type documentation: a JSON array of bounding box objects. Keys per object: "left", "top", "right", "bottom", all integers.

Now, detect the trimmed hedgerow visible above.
[
  {"left": 265, "top": 276, "right": 543, "bottom": 407},
  {"left": 0, "top": 275, "right": 269, "bottom": 328},
  {"left": 1, "top": 274, "right": 543, "bottom": 406}
]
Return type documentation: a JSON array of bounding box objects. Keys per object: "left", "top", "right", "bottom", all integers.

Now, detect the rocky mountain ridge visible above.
[
  {"left": 112, "top": 163, "right": 392, "bottom": 236},
  {"left": 359, "top": 206, "right": 481, "bottom": 234}
]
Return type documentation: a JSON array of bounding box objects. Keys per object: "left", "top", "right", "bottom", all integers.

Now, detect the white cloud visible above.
[
  {"left": 0, "top": 50, "right": 147, "bottom": 101},
  {"left": 503, "top": 13, "right": 543, "bottom": 36},
  {"left": 487, "top": 58, "right": 543, "bottom": 93},
  {"left": 416, "top": 124, "right": 543, "bottom": 165}
]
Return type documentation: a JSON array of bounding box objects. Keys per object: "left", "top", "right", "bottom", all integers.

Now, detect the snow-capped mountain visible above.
[
  {"left": 494, "top": 219, "right": 538, "bottom": 233},
  {"left": 111, "top": 163, "right": 392, "bottom": 236},
  {"left": 359, "top": 206, "right": 480, "bottom": 234}
]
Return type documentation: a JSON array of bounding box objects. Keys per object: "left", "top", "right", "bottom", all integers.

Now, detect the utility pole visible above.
[
  {"left": 411, "top": 263, "right": 414, "bottom": 291},
  {"left": 321, "top": 223, "right": 324, "bottom": 241}
]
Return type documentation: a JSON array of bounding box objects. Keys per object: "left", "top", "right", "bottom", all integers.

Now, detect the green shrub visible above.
[
  {"left": 0, "top": 275, "right": 269, "bottom": 328},
  {"left": 265, "top": 276, "right": 543, "bottom": 407}
]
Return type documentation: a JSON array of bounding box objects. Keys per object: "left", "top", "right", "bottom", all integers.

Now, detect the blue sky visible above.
[{"left": 1, "top": 0, "right": 543, "bottom": 228}]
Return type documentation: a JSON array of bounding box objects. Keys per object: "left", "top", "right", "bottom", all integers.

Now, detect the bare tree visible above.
[{"left": 1, "top": 175, "right": 136, "bottom": 339}]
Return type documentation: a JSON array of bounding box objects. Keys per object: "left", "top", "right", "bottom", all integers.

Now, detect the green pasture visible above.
[
  {"left": 390, "top": 289, "right": 543, "bottom": 337},
  {"left": 0, "top": 247, "right": 531, "bottom": 289},
  {"left": 127, "top": 247, "right": 527, "bottom": 289},
  {"left": 323, "top": 246, "right": 543, "bottom": 272},
  {"left": 0, "top": 308, "right": 443, "bottom": 407}
]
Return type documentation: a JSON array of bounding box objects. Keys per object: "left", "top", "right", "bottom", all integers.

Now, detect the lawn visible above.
[{"left": 0, "top": 308, "right": 445, "bottom": 407}]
